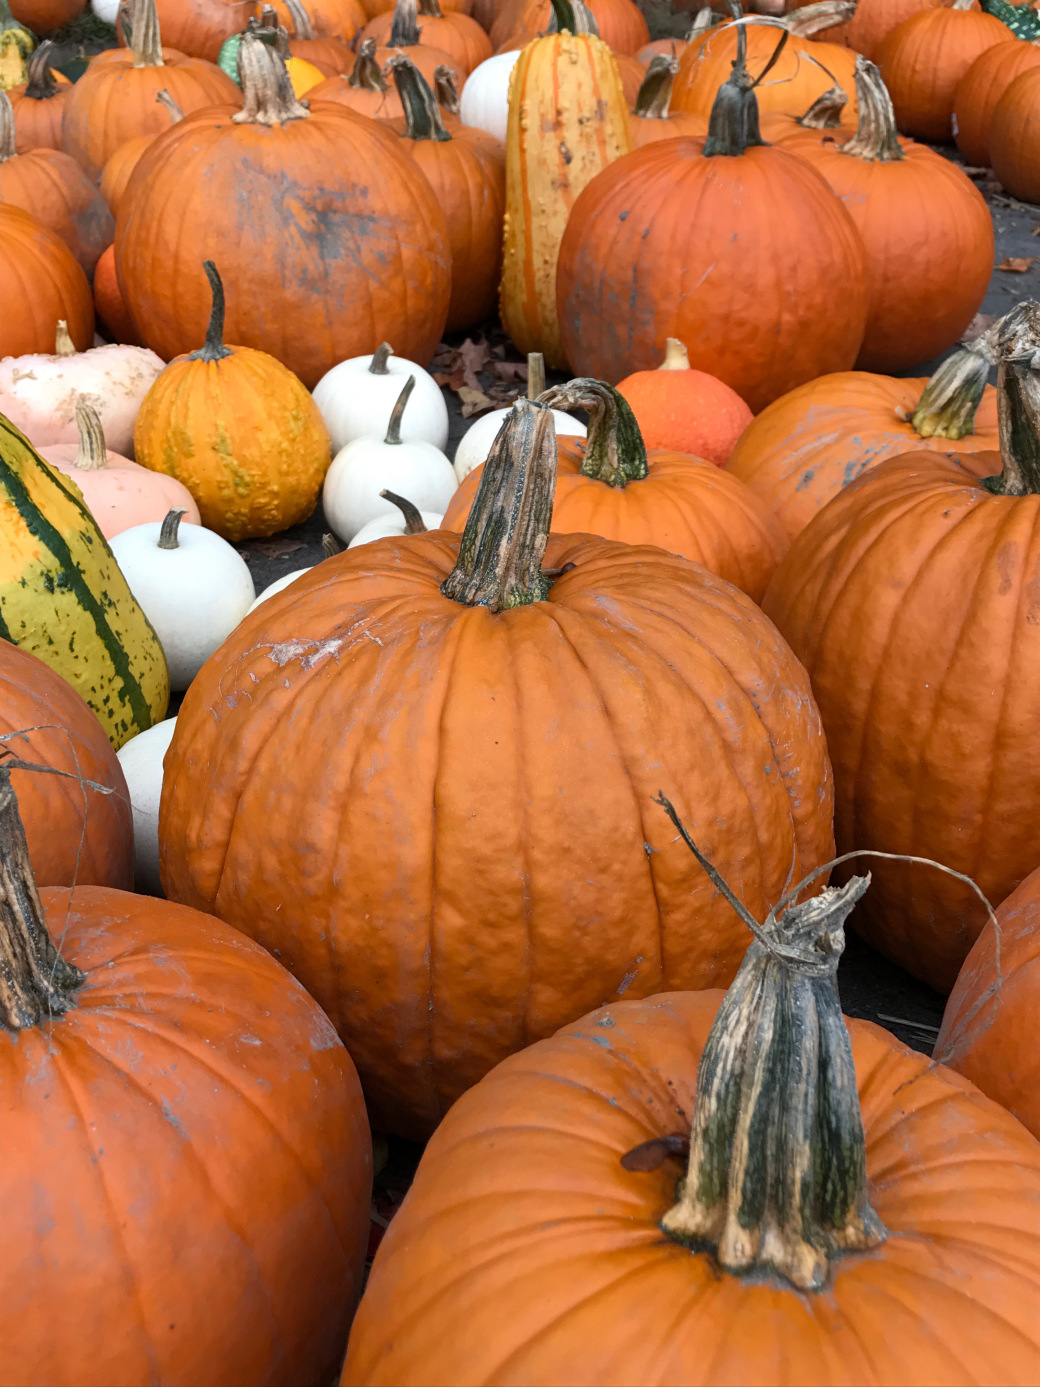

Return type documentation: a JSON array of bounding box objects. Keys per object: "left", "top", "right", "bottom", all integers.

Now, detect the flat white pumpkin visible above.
[
  {"left": 349, "top": 489, "right": 443, "bottom": 546},
  {"left": 312, "top": 341, "right": 449, "bottom": 455},
  {"left": 116, "top": 716, "right": 177, "bottom": 896}
]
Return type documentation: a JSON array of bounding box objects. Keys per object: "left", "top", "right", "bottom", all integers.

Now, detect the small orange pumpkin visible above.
[
  {"left": 362, "top": 0, "right": 491, "bottom": 73},
  {"left": 6, "top": 41, "right": 70, "bottom": 153},
  {"left": 93, "top": 242, "right": 142, "bottom": 343},
  {"left": 98, "top": 87, "right": 182, "bottom": 217},
  {"left": 306, "top": 38, "right": 407, "bottom": 118},
  {"left": 616, "top": 338, "right": 753, "bottom": 465}
]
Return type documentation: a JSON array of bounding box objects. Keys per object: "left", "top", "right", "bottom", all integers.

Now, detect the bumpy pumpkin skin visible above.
[
  {"left": 2, "top": 885, "right": 372, "bottom": 1387},
  {"left": 0, "top": 203, "right": 93, "bottom": 357},
  {"left": 0, "top": 641, "right": 133, "bottom": 889},
  {"left": 160, "top": 532, "right": 835, "bottom": 1138},
  {"left": 953, "top": 40, "right": 1040, "bottom": 167},
  {"left": 937, "top": 867, "right": 1040, "bottom": 1140},
  {"left": 116, "top": 101, "right": 452, "bottom": 390},
  {"left": 725, "top": 371, "right": 999, "bottom": 542},
  {"left": 762, "top": 451, "right": 1040, "bottom": 991},
  {"left": 990, "top": 67, "right": 1040, "bottom": 205},
  {"left": 343, "top": 990, "right": 1040, "bottom": 1387}
]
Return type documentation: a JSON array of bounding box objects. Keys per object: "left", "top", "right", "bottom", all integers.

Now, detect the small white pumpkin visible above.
[
  {"left": 452, "top": 354, "right": 586, "bottom": 482},
  {"left": 109, "top": 509, "right": 255, "bottom": 691},
  {"left": 348, "top": 489, "right": 443, "bottom": 547},
  {"left": 458, "top": 50, "right": 521, "bottom": 143},
  {"left": 91, "top": 0, "right": 122, "bottom": 23},
  {"left": 116, "top": 716, "right": 177, "bottom": 896},
  {"left": 323, "top": 377, "right": 457, "bottom": 544},
  {"left": 312, "top": 341, "right": 449, "bottom": 455}
]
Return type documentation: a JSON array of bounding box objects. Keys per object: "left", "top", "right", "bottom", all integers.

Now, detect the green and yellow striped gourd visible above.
[{"left": 0, "top": 412, "right": 168, "bottom": 748}]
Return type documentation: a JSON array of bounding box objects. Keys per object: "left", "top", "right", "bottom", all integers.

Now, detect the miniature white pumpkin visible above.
[
  {"left": 91, "top": 0, "right": 121, "bottom": 23},
  {"left": 459, "top": 51, "right": 521, "bottom": 143},
  {"left": 348, "top": 489, "right": 443, "bottom": 546},
  {"left": 323, "top": 377, "right": 457, "bottom": 544},
  {"left": 116, "top": 717, "right": 177, "bottom": 895},
  {"left": 109, "top": 509, "right": 255, "bottom": 691},
  {"left": 312, "top": 341, "right": 449, "bottom": 455}
]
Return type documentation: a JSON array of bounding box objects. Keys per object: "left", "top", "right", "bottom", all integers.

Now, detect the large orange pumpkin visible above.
[
  {"left": 836, "top": 0, "right": 947, "bottom": 58},
  {"left": 0, "top": 771, "right": 372, "bottom": 1387},
  {"left": 344, "top": 873, "right": 1040, "bottom": 1386},
  {"left": 159, "top": 400, "right": 834, "bottom": 1139},
  {"left": 7, "top": 41, "right": 70, "bottom": 153},
  {"left": 726, "top": 342, "right": 1000, "bottom": 540},
  {"left": 0, "top": 641, "right": 132, "bottom": 889},
  {"left": 774, "top": 58, "right": 992, "bottom": 373},
  {"left": 442, "top": 379, "right": 788, "bottom": 601},
  {"left": 361, "top": 0, "right": 491, "bottom": 73},
  {"left": 762, "top": 302, "right": 1040, "bottom": 991},
  {"left": 9, "top": 0, "right": 85, "bottom": 31},
  {"left": 149, "top": 0, "right": 248, "bottom": 60},
  {"left": 556, "top": 34, "right": 869, "bottom": 412},
  {"left": 0, "top": 203, "right": 94, "bottom": 357},
  {"left": 952, "top": 38, "right": 1040, "bottom": 165},
  {"left": 306, "top": 38, "right": 407, "bottom": 118},
  {"left": 936, "top": 866, "right": 1040, "bottom": 1140},
  {"left": 116, "top": 36, "right": 451, "bottom": 389},
  {"left": 989, "top": 65, "right": 1040, "bottom": 203}
]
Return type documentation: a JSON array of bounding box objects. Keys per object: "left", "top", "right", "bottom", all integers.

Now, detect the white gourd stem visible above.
[
  {"left": 660, "top": 338, "right": 690, "bottom": 370},
  {"left": 54, "top": 321, "right": 76, "bottom": 357},
  {"left": 158, "top": 508, "right": 187, "bottom": 549},
  {"left": 384, "top": 376, "right": 416, "bottom": 444},
  {"left": 72, "top": 399, "right": 110, "bottom": 471},
  {"left": 526, "top": 352, "right": 546, "bottom": 400},
  {"left": 380, "top": 488, "right": 428, "bottom": 533}
]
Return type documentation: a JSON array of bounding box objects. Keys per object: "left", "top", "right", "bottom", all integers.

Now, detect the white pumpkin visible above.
[
  {"left": 109, "top": 509, "right": 255, "bottom": 691},
  {"left": 349, "top": 489, "right": 443, "bottom": 546},
  {"left": 0, "top": 321, "right": 164, "bottom": 457},
  {"left": 454, "top": 407, "right": 585, "bottom": 483},
  {"left": 458, "top": 50, "right": 521, "bottom": 143},
  {"left": 323, "top": 377, "right": 457, "bottom": 544},
  {"left": 312, "top": 341, "right": 449, "bottom": 455},
  {"left": 91, "top": 0, "right": 121, "bottom": 22},
  {"left": 116, "top": 717, "right": 177, "bottom": 896}
]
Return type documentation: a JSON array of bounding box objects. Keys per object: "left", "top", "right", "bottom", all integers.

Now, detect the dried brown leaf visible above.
[
  {"left": 239, "top": 538, "right": 305, "bottom": 559},
  {"left": 493, "top": 360, "right": 528, "bottom": 384},
  {"left": 998, "top": 257, "right": 1037, "bottom": 273}
]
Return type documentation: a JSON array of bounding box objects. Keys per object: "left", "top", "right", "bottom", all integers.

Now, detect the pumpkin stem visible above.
[
  {"left": 388, "top": 54, "right": 452, "bottom": 141},
  {"left": 839, "top": 57, "right": 903, "bottom": 162},
  {"left": 321, "top": 530, "right": 343, "bottom": 557},
  {"left": 234, "top": 30, "right": 310, "bottom": 126},
  {"left": 54, "top": 321, "right": 76, "bottom": 357},
  {"left": 283, "top": 0, "right": 316, "bottom": 38},
  {"left": 24, "top": 40, "right": 60, "bottom": 100},
  {"left": 71, "top": 399, "right": 110, "bottom": 472},
  {"left": 795, "top": 83, "right": 847, "bottom": 128},
  {"left": 418, "top": 0, "right": 444, "bottom": 16},
  {"left": 703, "top": 18, "right": 770, "bottom": 157},
  {"left": 369, "top": 341, "right": 394, "bottom": 374},
  {"left": 155, "top": 87, "right": 185, "bottom": 123},
  {"left": 689, "top": 6, "right": 714, "bottom": 37},
  {"left": 911, "top": 323, "right": 998, "bottom": 440},
  {"left": 0, "top": 766, "right": 86, "bottom": 1033},
  {"left": 434, "top": 64, "right": 461, "bottom": 114},
  {"left": 380, "top": 488, "right": 428, "bottom": 533},
  {"left": 661, "top": 337, "right": 690, "bottom": 370},
  {"left": 130, "top": 0, "right": 165, "bottom": 69},
  {"left": 0, "top": 91, "right": 15, "bottom": 162},
  {"left": 538, "top": 378, "right": 648, "bottom": 487},
  {"left": 632, "top": 53, "right": 680, "bottom": 119},
  {"left": 526, "top": 351, "right": 546, "bottom": 400},
  {"left": 650, "top": 792, "right": 887, "bottom": 1292},
  {"left": 158, "top": 508, "right": 187, "bottom": 549},
  {"left": 390, "top": 0, "right": 421, "bottom": 48},
  {"left": 385, "top": 376, "right": 417, "bottom": 444},
  {"left": 350, "top": 37, "right": 389, "bottom": 91},
  {"left": 547, "top": 0, "right": 599, "bottom": 36},
  {"left": 441, "top": 399, "right": 559, "bottom": 612},
  {"left": 983, "top": 300, "right": 1040, "bottom": 497},
  {"left": 782, "top": 0, "right": 854, "bottom": 35},
  {"left": 189, "top": 261, "right": 234, "bottom": 364}
]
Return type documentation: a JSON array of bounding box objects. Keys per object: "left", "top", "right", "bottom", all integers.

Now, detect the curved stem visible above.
[
  {"left": 840, "top": 57, "right": 903, "bottom": 163},
  {"left": 369, "top": 341, "right": 393, "bottom": 375},
  {"left": 0, "top": 767, "right": 85, "bottom": 1032},
  {"left": 24, "top": 41, "right": 60, "bottom": 100},
  {"left": 54, "top": 321, "right": 76, "bottom": 357},
  {"left": 72, "top": 399, "right": 109, "bottom": 471},
  {"left": 390, "top": 0, "right": 421, "bottom": 48},
  {"left": 380, "top": 488, "right": 428, "bottom": 533},
  {"left": 911, "top": 327, "right": 997, "bottom": 440},
  {"left": 703, "top": 17, "right": 769, "bottom": 157},
  {"left": 689, "top": 7, "right": 714, "bottom": 37},
  {"left": 283, "top": 0, "right": 315, "bottom": 38},
  {"left": 796, "top": 84, "right": 847, "bottom": 129},
  {"left": 321, "top": 531, "right": 343, "bottom": 557},
  {"left": 632, "top": 54, "right": 679, "bottom": 119},
  {"left": 984, "top": 301, "right": 1040, "bottom": 496},
  {"left": 0, "top": 91, "right": 14, "bottom": 162},
  {"left": 538, "top": 379, "right": 648, "bottom": 487},
  {"left": 783, "top": 0, "right": 854, "bottom": 35},
  {"left": 154, "top": 87, "right": 184, "bottom": 123},
  {"left": 660, "top": 338, "right": 690, "bottom": 370},
  {"left": 188, "top": 261, "right": 234, "bottom": 363},
  {"left": 547, "top": 0, "right": 598, "bottom": 36},
  {"left": 387, "top": 55, "right": 451, "bottom": 141},
  {"left": 385, "top": 376, "right": 416, "bottom": 444},
  {"left": 350, "top": 37, "right": 389, "bottom": 91},
  {"left": 130, "top": 0, "right": 165, "bottom": 69},
  {"left": 441, "top": 399, "right": 559, "bottom": 612},
  {"left": 158, "top": 508, "right": 187, "bottom": 549},
  {"left": 233, "top": 30, "right": 310, "bottom": 125},
  {"left": 434, "top": 64, "right": 460, "bottom": 115},
  {"left": 526, "top": 352, "right": 546, "bottom": 400}
]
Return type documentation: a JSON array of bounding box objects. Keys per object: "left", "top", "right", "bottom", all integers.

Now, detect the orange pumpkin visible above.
[
  {"left": 493, "top": 0, "right": 649, "bottom": 53},
  {"left": 626, "top": 52, "right": 708, "bottom": 145},
  {"left": 98, "top": 89, "right": 182, "bottom": 216},
  {"left": 344, "top": 874, "right": 1040, "bottom": 1386},
  {"left": 0, "top": 204, "right": 93, "bottom": 357},
  {"left": 9, "top": 0, "right": 85, "bottom": 31},
  {"left": 0, "top": 641, "right": 132, "bottom": 889},
  {"left": 726, "top": 343, "right": 1000, "bottom": 540},
  {"left": 442, "top": 379, "right": 787, "bottom": 601},
  {"left": 148, "top": 0, "right": 248, "bottom": 61},
  {"left": 93, "top": 242, "right": 141, "bottom": 343},
  {"left": 61, "top": 0, "right": 240, "bottom": 183},
  {"left": 265, "top": 0, "right": 366, "bottom": 37},
  {"left": 762, "top": 303, "right": 1040, "bottom": 991},
  {"left": 160, "top": 400, "right": 835, "bottom": 1138},
  {"left": 7, "top": 41, "right": 70, "bottom": 153},
  {"left": 0, "top": 771, "right": 372, "bottom": 1387},
  {"left": 876, "top": 0, "right": 1010, "bottom": 141},
  {"left": 387, "top": 55, "right": 504, "bottom": 330},
  {"left": 116, "top": 36, "right": 451, "bottom": 389},
  {"left": 306, "top": 38, "right": 407, "bottom": 118},
  {"left": 836, "top": 0, "right": 948, "bottom": 58},
  {"left": 953, "top": 38, "right": 1040, "bottom": 165},
  {"left": 273, "top": 0, "right": 357, "bottom": 68},
  {"left": 989, "top": 65, "right": 1040, "bottom": 203},
  {"left": 616, "top": 338, "right": 753, "bottom": 464},
  {"left": 774, "top": 58, "right": 993, "bottom": 373},
  {"left": 361, "top": 0, "right": 491, "bottom": 73}
]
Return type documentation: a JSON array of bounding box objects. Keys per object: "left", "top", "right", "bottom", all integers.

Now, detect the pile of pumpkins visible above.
[{"left": 2, "top": 0, "right": 1040, "bottom": 1382}]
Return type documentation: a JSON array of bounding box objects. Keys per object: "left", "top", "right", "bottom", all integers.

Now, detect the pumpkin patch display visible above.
[
  {"left": 762, "top": 302, "right": 1040, "bottom": 991},
  {"left": 160, "top": 398, "right": 834, "bottom": 1138},
  {"left": 6, "top": 41, "right": 71, "bottom": 153},
  {"left": 0, "top": 769, "right": 373, "bottom": 1387},
  {"left": 0, "top": 205, "right": 94, "bottom": 358},
  {"left": 615, "top": 339, "right": 753, "bottom": 464}
]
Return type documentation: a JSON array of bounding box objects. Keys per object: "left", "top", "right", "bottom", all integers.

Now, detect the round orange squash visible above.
[
  {"left": 989, "top": 65, "right": 1040, "bottom": 204},
  {"left": 0, "top": 771, "right": 372, "bottom": 1387},
  {"left": 361, "top": 0, "right": 491, "bottom": 73},
  {"left": 761, "top": 303, "right": 1040, "bottom": 991},
  {"left": 9, "top": 0, "right": 85, "bottom": 32},
  {"left": 442, "top": 379, "right": 787, "bottom": 601},
  {"left": 6, "top": 41, "right": 70, "bottom": 154},
  {"left": 0, "top": 203, "right": 93, "bottom": 357},
  {"left": 937, "top": 866, "right": 1040, "bottom": 1141},
  {"left": 159, "top": 400, "right": 835, "bottom": 1139},
  {"left": 615, "top": 337, "right": 753, "bottom": 464},
  {"left": 953, "top": 38, "right": 1040, "bottom": 166},
  {"left": 344, "top": 874, "right": 1040, "bottom": 1386},
  {"left": 305, "top": 38, "right": 407, "bottom": 118},
  {"left": 115, "top": 35, "right": 451, "bottom": 389}
]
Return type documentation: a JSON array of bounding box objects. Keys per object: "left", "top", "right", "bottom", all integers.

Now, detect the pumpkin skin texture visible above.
[
  {"left": 9, "top": 0, "right": 86, "bottom": 33},
  {"left": 0, "top": 641, "right": 133, "bottom": 889},
  {"left": 7, "top": 45, "right": 71, "bottom": 153},
  {"left": 0, "top": 204, "right": 93, "bottom": 358},
  {"left": 557, "top": 138, "right": 869, "bottom": 413},
  {"left": 151, "top": 0, "right": 250, "bottom": 60},
  {"left": 953, "top": 39, "right": 1040, "bottom": 166},
  {"left": 2, "top": 884, "right": 373, "bottom": 1387},
  {"left": 160, "top": 531, "right": 834, "bottom": 1138},
  {"left": 876, "top": 2, "right": 1010, "bottom": 142},
  {"left": 937, "top": 867, "right": 1040, "bottom": 1140},
  {"left": 839, "top": 0, "right": 947, "bottom": 59},
  {"left": 616, "top": 338, "right": 753, "bottom": 464},
  {"left": 990, "top": 67, "right": 1040, "bottom": 204},
  {"left": 343, "top": 989, "right": 1040, "bottom": 1387},
  {"left": 725, "top": 368, "right": 999, "bottom": 542},
  {"left": 116, "top": 52, "right": 451, "bottom": 389}
]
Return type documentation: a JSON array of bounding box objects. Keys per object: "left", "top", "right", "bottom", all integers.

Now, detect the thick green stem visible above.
[
  {"left": 632, "top": 53, "right": 679, "bottom": 119},
  {"left": 189, "top": 261, "right": 234, "bottom": 363},
  {"left": 983, "top": 300, "right": 1040, "bottom": 496},
  {"left": 350, "top": 38, "right": 389, "bottom": 91},
  {"left": 390, "top": 0, "right": 421, "bottom": 48},
  {"left": 0, "top": 766, "right": 85, "bottom": 1032},
  {"left": 840, "top": 57, "right": 903, "bottom": 162},
  {"left": 538, "top": 379, "right": 648, "bottom": 487},
  {"left": 441, "top": 399, "right": 559, "bottom": 612},
  {"left": 72, "top": 399, "right": 109, "bottom": 471},
  {"left": 24, "top": 41, "right": 61, "bottom": 100},
  {"left": 130, "top": 0, "right": 164, "bottom": 68},
  {"left": 911, "top": 325, "right": 997, "bottom": 440},
  {"left": 234, "top": 29, "right": 310, "bottom": 125},
  {"left": 388, "top": 55, "right": 451, "bottom": 141}
]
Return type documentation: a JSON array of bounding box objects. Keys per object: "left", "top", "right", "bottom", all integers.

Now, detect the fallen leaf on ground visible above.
[
  {"left": 238, "top": 538, "right": 305, "bottom": 559},
  {"left": 493, "top": 360, "right": 528, "bottom": 383},
  {"left": 998, "top": 257, "right": 1037, "bottom": 273}
]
